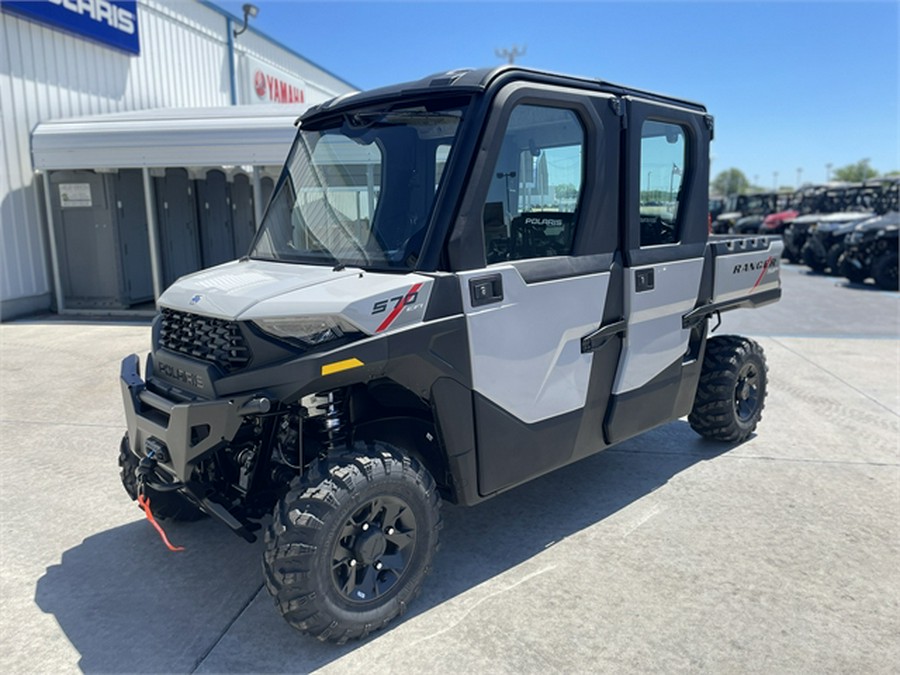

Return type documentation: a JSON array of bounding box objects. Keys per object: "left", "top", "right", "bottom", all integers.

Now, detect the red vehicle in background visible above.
[{"left": 759, "top": 208, "right": 799, "bottom": 235}]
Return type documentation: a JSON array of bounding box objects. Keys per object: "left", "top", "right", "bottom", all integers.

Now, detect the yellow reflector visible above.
[{"left": 321, "top": 358, "right": 364, "bottom": 376}]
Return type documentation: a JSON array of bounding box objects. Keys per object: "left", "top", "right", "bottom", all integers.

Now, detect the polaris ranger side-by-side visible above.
[{"left": 119, "top": 67, "right": 783, "bottom": 642}]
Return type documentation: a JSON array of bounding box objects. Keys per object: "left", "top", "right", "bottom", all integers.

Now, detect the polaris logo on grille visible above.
[
  {"left": 158, "top": 361, "right": 206, "bottom": 390},
  {"left": 190, "top": 294, "right": 202, "bottom": 305}
]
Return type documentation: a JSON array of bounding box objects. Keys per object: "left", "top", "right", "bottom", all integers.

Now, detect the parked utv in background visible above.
[
  {"left": 838, "top": 212, "right": 900, "bottom": 286},
  {"left": 119, "top": 67, "right": 783, "bottom": 643},
  {"left": 711, "top": 192, "right": 779, "bottom": 234},
  {"left": 800, "top": 212, "right": 877, "bottom": 273},
  {"left": 795, "top": 179, "right": 898, "bottom": 275},
  {"left": 781, "top": 183, "right": 881, "bottom": 263},
  {"left": 709, "top": 196, "right": 726, "bottom": 224},
  {"left": 869, "top": 226, "right": 899, "bottom": 290}
]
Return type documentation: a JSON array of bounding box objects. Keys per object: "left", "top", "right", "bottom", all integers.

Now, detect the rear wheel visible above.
[
  {"left": 263, "top": 445, "right": 441, "bottom": 643},
  {"left": 871, "top": 250, "right": 899, "bottom": 291},
  {"left": 689, "top": 336, "right": 767, "bottom": 443},
  {"left": 118, "top": 434, "right": 205, "bottom": 521},
  {"left": 801, "top": 243, "right": 826, "bottom": 272}
]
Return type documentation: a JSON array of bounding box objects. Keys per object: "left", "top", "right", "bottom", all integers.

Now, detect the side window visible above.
[
  {"left": 482, "top": 105, "right": 585, "bottom": 263},
  {"left": 639, "top": 121, "right": 687, "bottom": 246}
]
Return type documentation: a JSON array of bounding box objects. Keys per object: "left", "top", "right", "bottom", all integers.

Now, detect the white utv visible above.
[{"left": 120, "top": 66, "right": 783, "bottom": 642}]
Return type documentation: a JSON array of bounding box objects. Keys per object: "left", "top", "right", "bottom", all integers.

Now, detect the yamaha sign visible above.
[
  {"left": 1, "top": 0, "right": 140, "bottom": 55},
  {"left": 244, "top": 55, "right": 305, "bottom": 105}
]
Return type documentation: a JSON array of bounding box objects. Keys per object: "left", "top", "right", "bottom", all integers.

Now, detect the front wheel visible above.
[
  {"left": 837, "top": 252, "right": 868, "bottom": 284},
  {"left": 826, "top": 243, "right": 845, "bottom": 275},
  {"left": 263, "top": 445, "right": 441, "bottom": 643},
  {"left": 689, "top": 336, "right": 768, "bottom": 443},
  {"left": 871, "top": 250, "right": 899, "bottom": 291}
]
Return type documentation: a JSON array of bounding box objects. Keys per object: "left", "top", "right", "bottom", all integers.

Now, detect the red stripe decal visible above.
[
  {"left": 375, "top": 283, "right": 423, "bottom": 333},
  {"left": 752, "top": 257, "right": 773, "bottom": 290}
]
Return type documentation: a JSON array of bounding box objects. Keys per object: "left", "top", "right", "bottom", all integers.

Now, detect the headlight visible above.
[{"left": 254, "top": 316, "right": 361, "bottom": 346}]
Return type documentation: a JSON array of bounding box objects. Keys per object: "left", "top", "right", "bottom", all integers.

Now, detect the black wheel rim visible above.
[
  {"left": 734, "top": 362, "right": 761, "bottom": 422},
  {"left": 331, "top": 496, "right": 417, "bottom": 604}
]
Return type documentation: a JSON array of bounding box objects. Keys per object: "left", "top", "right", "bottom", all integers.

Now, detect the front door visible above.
[{"left": 453, "top": 85, "right": 623, "bottom": 496}]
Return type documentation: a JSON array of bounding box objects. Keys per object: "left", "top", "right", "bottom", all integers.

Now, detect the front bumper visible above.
[{"left": 120, "top": 354, "right": 251, "bottom": 483}]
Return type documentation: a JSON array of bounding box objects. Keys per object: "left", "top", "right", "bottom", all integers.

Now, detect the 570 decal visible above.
[{"left": 372, "top": 283, "right": 424, "bottom": 333}]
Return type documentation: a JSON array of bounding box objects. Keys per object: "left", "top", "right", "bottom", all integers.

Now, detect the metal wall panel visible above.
[
  {"left": 229, "top": 173, "right": 256, "bottom": 256},
  {"left": 154, "top": 168, "right": 201, "bottom": 288},
  {"left": 114, "top": 169, "right": 154, "bottom": 303},
  {"left": 195, "top": 169, "right": 235, "bottom": 268},
  {"left": 47, "top": 171, "right": 120, "bottom": 306}
]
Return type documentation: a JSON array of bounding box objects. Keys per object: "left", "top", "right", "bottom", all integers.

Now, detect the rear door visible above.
[
  {"left": 451, "top": 82, "right": 624, "bottom": 495},
  {"left": 605, "top": 98, "right": 713, "bottom": 443}
]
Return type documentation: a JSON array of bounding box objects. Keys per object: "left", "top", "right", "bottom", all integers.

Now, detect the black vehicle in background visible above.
[
  {"left": 869, "top": 227, "right": 899, "bottom": 290},
  {"left": 800, "top": 212, "right": 877, "bottom": 273},
  {"left": 782, "top": 182, "right": 887, "bottom": 263},
  {"left": 837, "top": 213, "right": 900, "bottom": 285},
  {"left": 800, "top": 179, "right": 899, "bottom": 274}
]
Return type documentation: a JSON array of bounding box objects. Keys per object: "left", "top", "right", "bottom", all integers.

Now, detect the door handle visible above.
[
  {"left": 469, "top": 274, "right": 503, "bottom": 307},
  {"left": 635, "top": 268, "right": 655, "bottom": 292},
  {"left": 580, "top": 319, "right": 627, "bottom": 353}
]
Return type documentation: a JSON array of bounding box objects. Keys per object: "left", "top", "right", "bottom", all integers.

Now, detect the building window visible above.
[
  {"left": 482, "top": 105, "right": 585, "bottom": 263},
  {"left": 639, "top": 120, "right": 687, "bottom": 246}
]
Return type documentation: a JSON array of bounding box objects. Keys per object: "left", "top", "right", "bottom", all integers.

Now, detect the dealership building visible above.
[{"left": 0, "top": 0, "right": 355, "bottom": 319}]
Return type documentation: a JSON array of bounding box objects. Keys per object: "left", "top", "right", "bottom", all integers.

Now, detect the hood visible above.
[
  {"left": 158, "top": 259, "right": 360, "bottom": 319},
  {"left": 736, "top": 214, "right": 764, "bottom": 225},
  {"left": 855, "top": 211, "right": 900, "bottom": 232},
  {"left": 763, "top": 209, "right": 799, "bottom": 225},
  {"left": 816, "top": 211, "right": 874, "bottom": 223},
  {"left": 716, "top": 211, "right": 742, "bottom": 221},
  {"left": 790, "top": 211, "right": 872, "bottom": 226}
]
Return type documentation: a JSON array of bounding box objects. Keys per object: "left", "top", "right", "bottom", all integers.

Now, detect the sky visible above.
[{"left": 217, "top": 0, "right": 899, "bottom": 190}]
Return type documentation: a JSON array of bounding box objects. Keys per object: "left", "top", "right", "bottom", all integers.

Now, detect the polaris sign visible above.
[{"left": 1, "top": 0, "right": 140, "bottom": 55}]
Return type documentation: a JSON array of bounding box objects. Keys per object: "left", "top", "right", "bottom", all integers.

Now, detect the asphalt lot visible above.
[{"left": 0, "top": 263, "right": 897, "bottom": 673}]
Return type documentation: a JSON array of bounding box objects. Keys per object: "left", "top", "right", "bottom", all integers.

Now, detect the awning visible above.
[{"left": 31, "top": 104, "right": 305, "bottom": 170}]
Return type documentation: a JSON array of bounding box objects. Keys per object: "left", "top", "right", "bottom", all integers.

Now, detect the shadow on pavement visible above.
[
  {"left": 35, "top": 515, "right": 265, "bottom": 673},
  {"left": 836, "top": 280, "right": 892, "bottom": 293},
  {"left": 36, "top": 421, "right": 729, "bottom": 673}
]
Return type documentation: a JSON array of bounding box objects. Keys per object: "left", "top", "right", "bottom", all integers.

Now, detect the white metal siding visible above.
[{"left": 0, "top": 0, "right": 352, "bottom": 314}]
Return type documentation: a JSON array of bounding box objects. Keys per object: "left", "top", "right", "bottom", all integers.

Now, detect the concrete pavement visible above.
[{"left": 0, "top": 264, "right": 897, "bottom": 673}]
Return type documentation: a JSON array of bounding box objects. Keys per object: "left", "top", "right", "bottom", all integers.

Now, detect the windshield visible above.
[{"left": 250, "top": 99, "right": 468, "bottom": 270}]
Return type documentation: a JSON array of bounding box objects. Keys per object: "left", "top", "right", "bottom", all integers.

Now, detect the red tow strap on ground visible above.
[{"left": 137, "top": 493, "right": 185, "bottom": 552}]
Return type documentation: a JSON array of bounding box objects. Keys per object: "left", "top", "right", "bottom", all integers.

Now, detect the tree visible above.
[
  {"left": 554, "top": 183, "right": 578, "bottom": 200},
  {"left": 832, "top": 159, "right": 878, "bottom": 182},
  {"left": 711, "top": 168, "right": 750, "bottom": 196}
]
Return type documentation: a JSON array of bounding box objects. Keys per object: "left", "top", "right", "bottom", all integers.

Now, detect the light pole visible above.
[
  {"left": 226, "top": 3, "right": 260, "bottom": 106},
  {"left": 797, "top": 167, "right": 803, "bottom": 188},
  {"left": 773, "top": 171, "right": 779, "bottom": 191},
  {"left": 497, "top": 171, "right": 517, "bottom": 215},
  {"left": 826, "top": 163, "right": 833, "bottom": 182},
  {"left": 495, "top": 45, "right": 526, "bottom": 64}
]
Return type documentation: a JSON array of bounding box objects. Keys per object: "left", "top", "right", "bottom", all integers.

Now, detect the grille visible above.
[{"left": 158, "top": 309, "right": 251, "bottom": 373}]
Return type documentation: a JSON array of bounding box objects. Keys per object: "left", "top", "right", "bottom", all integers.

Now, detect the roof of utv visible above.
[{"left": 300, "top": 66, "right": 707, "bottom": 123}]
